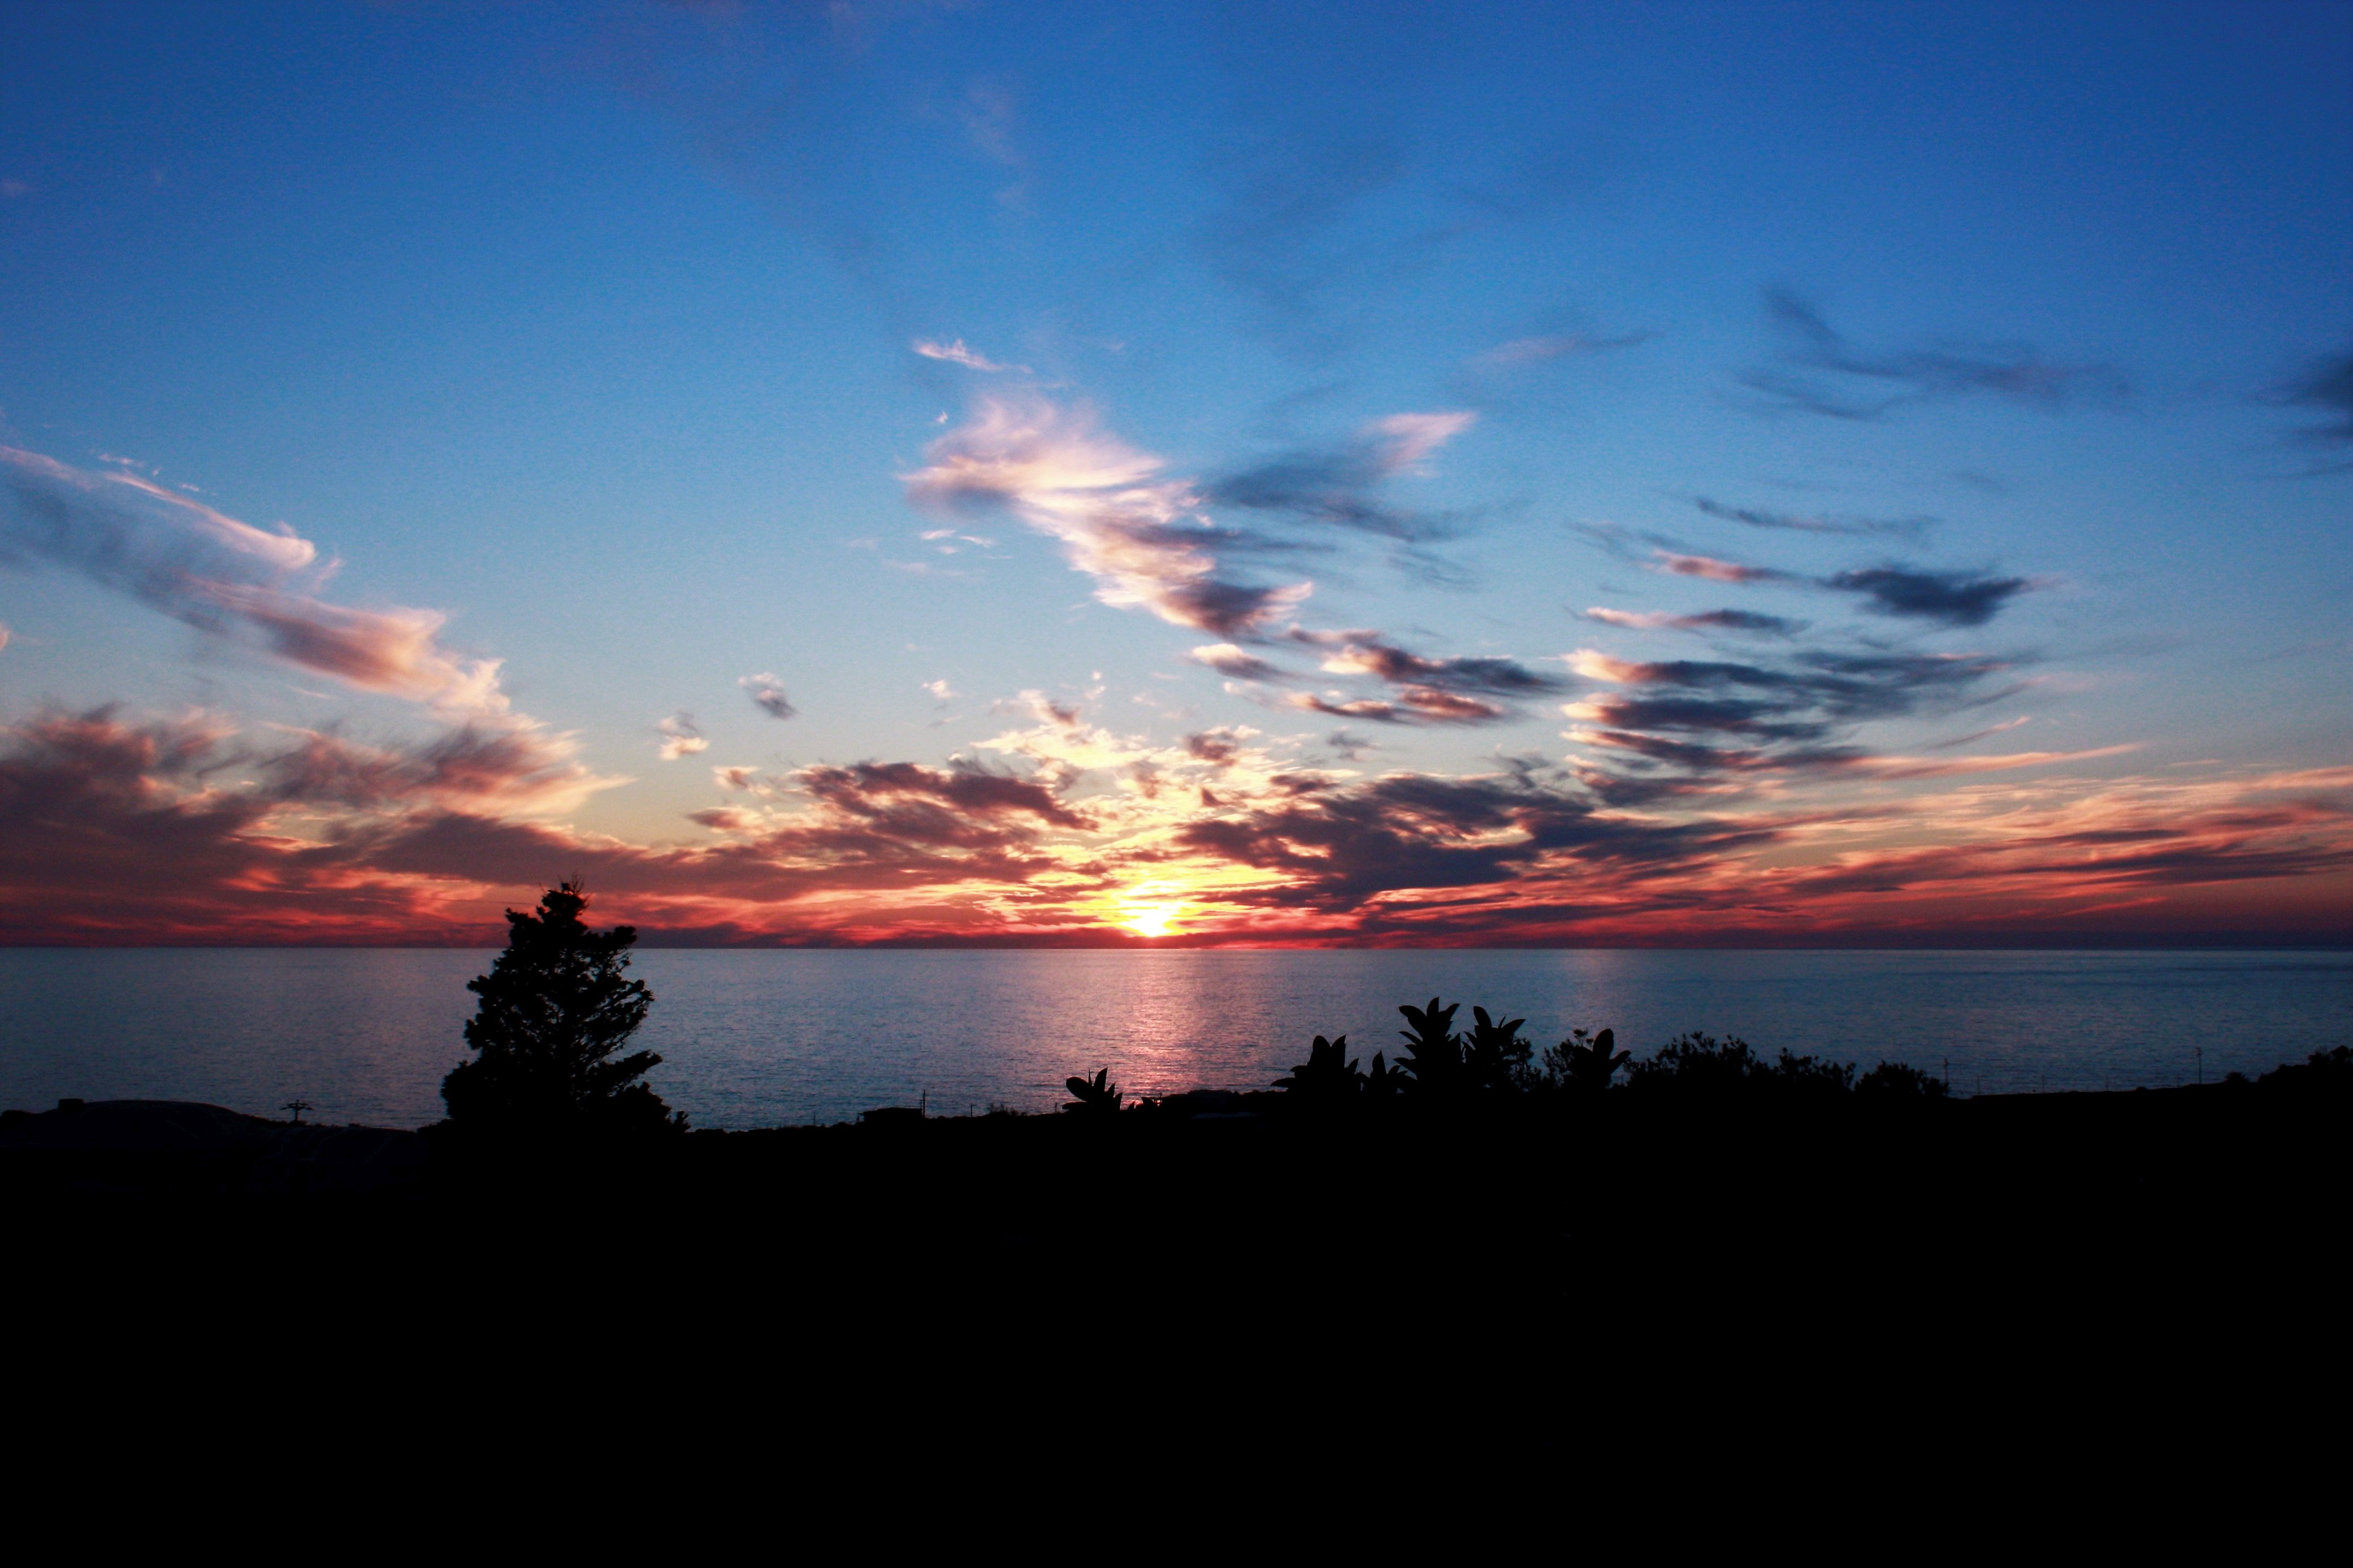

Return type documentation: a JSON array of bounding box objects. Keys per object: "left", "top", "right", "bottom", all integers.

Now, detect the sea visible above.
[{"left": 1, "top": 948, "right": 2346, "bottom": 1130}]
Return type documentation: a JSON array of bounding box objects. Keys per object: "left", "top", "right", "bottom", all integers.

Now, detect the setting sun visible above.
[{"left": 1123, "top": 905, "right": 1178, "bottom": 939}]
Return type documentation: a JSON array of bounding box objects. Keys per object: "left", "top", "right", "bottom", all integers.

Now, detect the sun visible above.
[{"left": 1123, "top": 904, "right": 1178, "bottom": 939}]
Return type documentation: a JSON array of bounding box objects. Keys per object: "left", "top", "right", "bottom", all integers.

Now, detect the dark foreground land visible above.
[{"left": 5, "top": 1082, "right": 2341, "bottom": 1335}]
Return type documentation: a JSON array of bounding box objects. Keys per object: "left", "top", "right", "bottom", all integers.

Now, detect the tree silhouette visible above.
[{"left": 441, "top": 881, "right": 681, "bottom": 1134}]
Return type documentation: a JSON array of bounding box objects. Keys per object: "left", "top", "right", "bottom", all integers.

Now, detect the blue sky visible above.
[{"left": 1, "top": 1, "right": 2347, "bottom": 944}]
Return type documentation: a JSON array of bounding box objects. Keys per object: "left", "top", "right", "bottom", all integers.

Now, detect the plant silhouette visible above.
[
  {"left": 1544, "top": 1028, "right": 1630, "bottom": 1094},
  {"left": 1462, "top": 1006, "right": 1532, "bottom": 1093},
  {"left": 1275, "top": 1034, "right": 1363, "bottom": 1104},
  {"left": 441, "top": 881, "right": 681, "bottom": 1134},
  {"left": 2257, "top": 1044, "right": 2353, "bottom": 1093},
  {"left": 1362, "top": 1050, "right": 1406, "bottom": 1097},
  {"left": 1396, "top": 997, "right": 1464, "bottom": 1095},
  {"left": 1855, "top": 1061, "right": 1951, "bottom": 1100},
  {"left": 1063, "top": 1067, "right": 1123, "bottom": 1114},
  {"left": 1624, "top": 1031, "right": 1867, "bottom": 1104}
]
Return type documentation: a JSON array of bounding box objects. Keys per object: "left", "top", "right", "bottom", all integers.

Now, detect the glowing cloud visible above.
[
  {"left": 1, "top": 446, "right": 506, "bottom": 714},
  {"left": 905, "top": 395, "right": 1314, "bottom": 636},
  {"left": 657, "top": 713, "right": 708, "bottom": 761}
]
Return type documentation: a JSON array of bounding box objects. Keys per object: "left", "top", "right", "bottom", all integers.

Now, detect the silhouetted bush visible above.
[
  {"left": 2256, "top": 1045, "right": 2352, "bottom": 1094},
  {"left": 1856, "top": 1062, "right": 1951, "bottom": 1101},
  {"left": 1623, "top": 1032, "right": 1860, "bottom": 1104},
  {"left": 1624, "top": 1032, "right": 1764, "bottom": 1100},
  {"left": 1396, "top": 997, "right": 1463, "bottom": 1096},
  {"left": 1116, "top": 1000, "right": 1962, "bottom": 1120},
  {"left": 1541, "top": 1028, "right": 1628, "bottom": 1096},
  {"left": 1063, "top": 1068, "right": 1123, "bottom": 1114},
  {"left": 1772, "top": 1051, "right": 1858, "bottom": 1101},
  {"left": 1463, "top": 1006, "right": 1533, "bottom": 1094},
  {"left": 440, "top": 881, "right": 682, "bottom": 1136},
  {"left": 1274, "top": 1035, "right": 1363, "bottom": 1105}
]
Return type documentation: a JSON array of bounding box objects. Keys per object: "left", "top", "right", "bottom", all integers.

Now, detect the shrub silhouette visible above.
[
  {"left": 1063, "top": 1067, "right": 1123, "bottom": 1114},
  {"left": 1855, "top": 1062, "right": 1951, "bottom": 1100},
  {"left": 2257, "top": 1045, "right": 2352, "bottom": 1094},
  {"left": 1623, "top": 1032, "right": 1941, "bottom": 1105},
  {"left": 1771, "top": 1050, "right": 1858, "bottom": 1101},
  {"left": 1543, "top": 1028, "right": 1629, "bottom": 1094},
  {"left": 1463, "top": 1006, "right": 1533, "bottom": 1094},
  {"left": 1624, "top": 1031, "right": 1763, "bottom": 1099},
  {"left": 1275, "top": 1035, "right": 1363, "bottom": 1104},
  {"left": 441, "top": 881, "right": 681, "bottom": 1135},
  {"left": 1396, "top": 998, "right": 1464, "bottom": 1095},
  {"left": 1055, "top": 999, "right": 1966, "bottom": 1119}
]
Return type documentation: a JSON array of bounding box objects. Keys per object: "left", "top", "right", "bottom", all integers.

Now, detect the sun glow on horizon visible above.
[{"left": 1123, "top": 904, "right": 1178, "bottom": 939}]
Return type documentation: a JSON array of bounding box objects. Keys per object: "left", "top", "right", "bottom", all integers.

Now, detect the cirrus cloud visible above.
[{"left": 1, "top": 446, "right": 508, "bottom": 714}]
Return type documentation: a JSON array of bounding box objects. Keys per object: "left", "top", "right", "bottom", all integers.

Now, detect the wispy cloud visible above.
[
  {"left": 1, "top": 446, "right": 508, "bottom": 715},
  {"left": 1197, "top": 136, "right": 1407, "bottom": 360},
  {"left": 995, "top": 689, "right": 1081, "bottom": 728},
  {"left": 263, "top": 721, "right": 621, "bottom": 815},
  {"left": 1693, "top": 496, "right": 1930, "bottom": 539},
  {"left": 2272, "top": 345, "right": 2353, "bottom": 471},
  {"left": 740, "top": 672, "right": 796, "bottom": 719},
  {"left": 1654, "top": 550, "right": 1791, "bottom": 584},
  {"left": 1584, "top": 606, "right": 1806, "bottom": 637},
  {"left": 1856, "top": 745, "right": 2138, "bottom": 781},
  {"left": 1187, "top": 642, "right": 1289, "bottom": 681},
  {"left": 913, "top": 337, "right": 1028, "bottom": 374},
  {"left": 1287, "top": 687, "right": 1507, "bottom": 725},
  {"left": 1824, "top": 566, "right": 2031, "bottom": 627},
  {"left": 657, "top": 712, "right": 708, "bottom": 761},
  {"left": 1562, "top": 645, "right": 2022, "bottom": 788},
  {"left": 1292, "top": 628, "right": 1565, "bottom": 697},
  {"left": 1470, "top": 331, "right": 1654, "bottom": 369},
  {"left": 905, "top": 395, "right": 1314, "bottom": 637},
  {"left": 1740, "top": 288, "right": 2127, "bottom": 421},
  {"left": 1203, "top": 411, "right": 1476, "bottom": 543}
]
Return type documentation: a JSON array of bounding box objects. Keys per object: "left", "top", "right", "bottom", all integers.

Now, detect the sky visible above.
[{"left": 1, "top": 0, "right": 2348, "bottom": 946}]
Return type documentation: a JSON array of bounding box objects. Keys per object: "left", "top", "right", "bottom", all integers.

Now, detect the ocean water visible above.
[{"left": 0, "top": 948, "right": 2345, "bottom": 1130}]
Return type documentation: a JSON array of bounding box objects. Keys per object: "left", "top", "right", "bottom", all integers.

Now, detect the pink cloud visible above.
[
  {"left": 2, "top": 445, "right": 506, "bottom": 714},
  {"left": 903, "top": 396, "right": 1314, "bottom": 637}
]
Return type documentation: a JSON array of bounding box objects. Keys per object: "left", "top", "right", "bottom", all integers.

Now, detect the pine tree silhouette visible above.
[{"left": 441, "top": 881, "right": 682, "bottom": 1134}]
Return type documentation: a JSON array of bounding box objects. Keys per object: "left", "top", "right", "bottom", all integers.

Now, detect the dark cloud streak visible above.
[{"left": 1741, "top": 288, "right": 2127, "bottom": 421}]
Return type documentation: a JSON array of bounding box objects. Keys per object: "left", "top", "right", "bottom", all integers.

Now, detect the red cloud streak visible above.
[{"left": 2, "top": 708, "right": 2347, "bottom": 948}]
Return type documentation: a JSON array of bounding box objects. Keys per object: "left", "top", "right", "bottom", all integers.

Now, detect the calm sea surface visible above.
[{"left": 1, "top": 949, "right": 2346, "bottom": 1130}]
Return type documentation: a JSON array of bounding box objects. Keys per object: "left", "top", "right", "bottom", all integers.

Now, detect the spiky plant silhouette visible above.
[
  {"left": 1462, "top": 1005, "right": 1532, "bottom": 1093},
  {"left": 1396, "top": 997, "right": 1463, "bottom": 1095},
  {"left": 1545, "top": 1027, "right": 1630, "bottom": 1094},
  {"left": 1362, "top": 1050, "right": 1406, "bottom": 1098},
  {"left": 1062, "top": 1067, "right": 1123, "bottom": 1114},
  {"left": 1274, "top": 1034, "right": 1362, "bottom": 1104}
]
